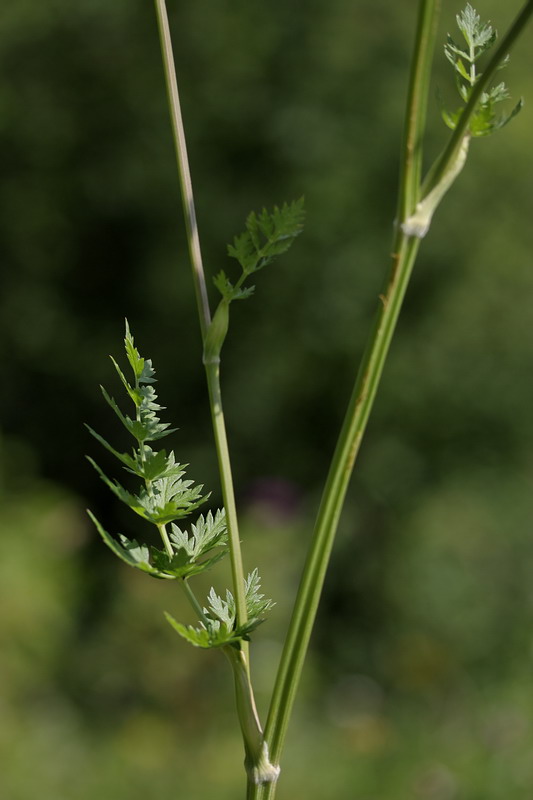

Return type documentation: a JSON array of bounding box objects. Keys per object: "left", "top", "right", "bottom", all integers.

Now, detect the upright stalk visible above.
[
  {"left": 153, "top": 0, "right": 210, "bottom": 338},
  {"left": 153, "top": 0, "right": 248, "bottom": 631},
  {"left": 205, "top": 362, "right": 249, "bottom": 631},
  {"left": 254, "top": 3, "right": 440, "bottom": 796},
  {"left": 154, "top": 0, "right": 268, "bottom": 781}
]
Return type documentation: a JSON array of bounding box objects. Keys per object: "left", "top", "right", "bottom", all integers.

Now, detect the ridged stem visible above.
[
  {"left": 153, "top": 0, "right": 248, "bottom": 634},
  {"left": 252, "top": 3, "right": 441, "bottom": 796}
]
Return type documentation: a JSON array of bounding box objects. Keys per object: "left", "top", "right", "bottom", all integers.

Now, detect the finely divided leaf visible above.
[
  {"left": 227, "top": 198, "right": 305, "bottom": 278},
  {"left": 150, "top": 509, "right": 228, "bottom": 578},
  {"left": 87, "top": 511, "right": 172, "bottom": 578},
  {"left": 170, "top": 509, "right": 227, "bottom": 559},
  {"left": 217, "top": 198, "right": 305, "bottom": 305},
  {"left": 442, "top": 5, "right": 522, "bottom": 138},
  {"left": 456, "top": 4, "right": 494, "bottom": 52},
  {"left": 87, "top": 457, "right": 139, "bottom": 510},
  {"left": 124, "top": 319, "right": 151, "bottom": 382},
  {"left": 245, "top": 568, "right": 275, "bottom": 620},
  {"left": 165, "top": 614, "right": 213, "bottom": 648},
  {"left": 85, "top": 425, "right": 138, "bottom": 471},
  {"left": 166, "top": 568, "right": 274, "bottom": 649},
  {"left": 213, "top": 271, "right": 255, "bottom": 302}
]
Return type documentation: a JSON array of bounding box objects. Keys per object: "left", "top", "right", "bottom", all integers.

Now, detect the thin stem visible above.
[
  {"left": 181, "top": 578, "right": 210, "bottom": 626},
  {"left": 157, "top": 523, "right": 174, "bottom": 558},
  {"left": 424, "top": 0, "right": 533, "bottom": 194},
  {"left": 396, "top": 0, "right": 441, "bottom": 224},
  {"left": 259, "top": 0, "right": 440, "bottom": 786},
  {"left": 224, "top": 646, "right": 279, "bottom": 788},
  {"left": 262, "top": 233, "right": 421, "bottom": 773},
  {"left": 153, "top": 0, "right": 211, "bottom": 338},
  {"left": 154, "top": 0, "right": 248, "bottom": 632},
  {"left": 205, "top": 363, "right": 249, "bottom": 632}
]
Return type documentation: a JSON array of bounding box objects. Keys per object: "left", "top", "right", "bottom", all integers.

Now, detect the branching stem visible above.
[{"left": 153, "top": 1, "right": 533, "bottom": 799}]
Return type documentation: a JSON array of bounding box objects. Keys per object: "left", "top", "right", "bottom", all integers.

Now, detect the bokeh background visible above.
[{"left": 2, "top": 1, "right": 533, "bottom": 798}]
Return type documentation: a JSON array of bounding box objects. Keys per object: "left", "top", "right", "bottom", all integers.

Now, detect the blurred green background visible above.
[{"left": 2, "top": 1, "right": 533, "bottom": 798}]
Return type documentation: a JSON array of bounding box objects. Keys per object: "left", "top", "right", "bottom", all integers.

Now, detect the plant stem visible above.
[
  {"left": 223, "top": 646, "right": 279, "bottom": 790},
  {"left": 205, "top": 362, "right": 249, "bottom": 632},
  {"left": 181, "top": 578, "right": 210, "bottom": 626},
  {"left": 153, "top": 0, "right": 248, "bottom": 633},
  {"left": 157, "top": 523, "right": 174, "bottom": 558},
  {"left": 153, "top": 0, "right": 211, "bottom": 339},
  {"left": 260, "top": 233, "right": 420, "bottom": 788},
  {"left": 396, "top": 0, "right": 442, "bottom": 224},
  {"left": 254, "top": 2, "right": 440, "bottom": 793}
]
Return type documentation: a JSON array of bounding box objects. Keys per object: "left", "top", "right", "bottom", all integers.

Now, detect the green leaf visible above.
[
  {"left": 87, "top": 510, "right": 172, "bottom": 578},
  {"left": 134, "top": 474, "right": 208, "bottom": 524},
  {"left": 110, "top": 356, "right": 142, "bottom": 406},
  {"left": 137, "top": 383, "right": 177, "bottom": 442},
  {"left": 454, "top": 58, "right": 470, "bottom": 83},
  {"left": 244, "top": 568, "right": 275, "bottom": 619},
  {"left": 456, "top": 4, "right": 493, "bottom": 51},
  {"left": 124, "top": 319, "right": 146, "bottom": 381},
  {"left": 223, "top": 198, "right": 305, "bottom": 287},
  {"left": 132, "top": 448, "right": 182, "bottom": 482},
  {"left": 227, "top": 230, "right": 260, "bottom": 274},
  {"left": 442, "top": 5, "right": 520, "bottom": 139},
  {"left": 170, "top": 509, "right": 227, "bottom": 556},
  {"left": 207, "top": 586, "right": 235, "bottom": 627},
  {"left": 213, "top": 271, "right": 254, "bottom": 302},
  {"left": 165, "top": 611, "right": 241, "bottom": 648},
  {"left": 87, "top": 457, "right": 139, "bottom": 510},
  {"left": 166, "top": 569, "right": 274, "bottom": 649},
  {"left": 493, "top": 97, "right": 524, "bottom": 131},
  {"left": 441, "top": 106, "right": 462, "bottom": 131},
  {"left": 124, "top": 319, "right": 156, "bottom": 386},
  {"left": 85, "top": 425, "right": 137, "bottom": 471},
  {"left": 444, "top": 35, "right": 469, "bottom": 63},
  {"left": 88, "top": 451, "right": 206, "bottom": 524},
  {"left": 128, "top": 447, "right": 171, "bottom": 481},
  {"left": 152, "top": 546, "right": 227, "bottom": 579},
  {"left": 165, "top": 614, "right": 213, "bottom": 648},
  {"left": 150, "top": 511, "right": 228, "bottom": 578},
  {"left": 100, "top": 385, "right": 135, "bottom": 436},
  {"left": 100, "top": 383, "right": 176, "bottom": 444}
]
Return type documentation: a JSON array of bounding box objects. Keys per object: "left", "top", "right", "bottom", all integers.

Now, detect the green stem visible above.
[
  {"left": 262, "top": 233, "right": 421, "bottom": 777},
  {"left": 396, "top": 0, "right": 441, "bottom": 224},
  {"left": 205, "top": 363, "right": 249, "bottom": 633},
  {"left": 153, "top": 0, "right": 211, "bottom": 338},
  {"left": 157, "top": 523, "right": 174, "bottom": 558},
  {"left": 255, "top": 2, "right": 440, "bottom": 793},
  {"left": 181, "top": 578, "right": 210, "bottom": 627},
  {"left": 224, "top": 646, "right": 279, "bottom": 790},
  {"left": 154, "top": 0, "right": 248, "bottom": 632}
]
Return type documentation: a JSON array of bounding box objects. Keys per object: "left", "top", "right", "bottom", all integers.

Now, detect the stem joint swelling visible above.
[{"left": 224, "top": 646, "right": 280, "bottom": 787}]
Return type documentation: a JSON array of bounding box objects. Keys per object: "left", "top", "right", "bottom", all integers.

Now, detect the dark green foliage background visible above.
[{"left": 1, "top": 1, "right": 533, "bottom": 797}]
